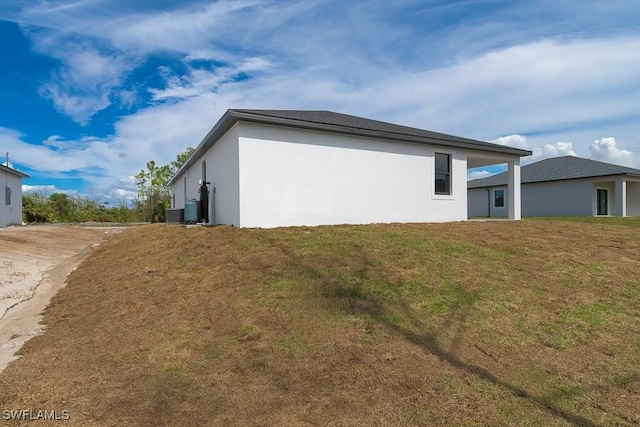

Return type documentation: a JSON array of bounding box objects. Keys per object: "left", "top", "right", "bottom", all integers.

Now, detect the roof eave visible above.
[
  {"left": 168, "top": 110, "right": 238, "bottom": 186},
  {"left": 469, "top": 172, "right": 640, "bottom": 189},
  {"left": 231, "top": 110, "right": 532, "bottom": 156},
  {"left": 0, "top": 165, "right": 29, "bottom": 179},
  {"left": 168, "top": 109, "right": 532, "bottom": 186}
]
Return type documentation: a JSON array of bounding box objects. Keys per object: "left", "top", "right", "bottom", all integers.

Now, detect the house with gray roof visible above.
[
  {"left": 1, "top": 163, "right": 29, "bottom": 227},
  {"left": 468, "top": 156, "right": 640, "bottom": 218},
  {"left": 168, "top": 109, "right": 531, "bottom": 228}
]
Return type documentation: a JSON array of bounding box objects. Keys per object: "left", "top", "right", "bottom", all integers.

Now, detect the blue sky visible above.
[{"left": 1, "top": 0, "right": 640, "bottom": 202}]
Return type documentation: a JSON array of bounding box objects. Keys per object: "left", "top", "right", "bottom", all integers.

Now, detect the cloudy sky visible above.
[{"left": 1, "top": 0, "right": 640, "bottom": 200}]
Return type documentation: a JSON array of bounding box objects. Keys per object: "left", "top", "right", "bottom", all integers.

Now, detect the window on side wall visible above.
[
  {"left": 494, "top": 189, "right": 505, "bottom": 208},
  {"left": 434, "top": 153, "right": 451, "bottom": 195}
]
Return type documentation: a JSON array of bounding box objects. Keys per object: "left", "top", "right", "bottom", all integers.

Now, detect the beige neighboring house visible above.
[{"left": 1, "top": 164, "right": 29, "bottom": 227}]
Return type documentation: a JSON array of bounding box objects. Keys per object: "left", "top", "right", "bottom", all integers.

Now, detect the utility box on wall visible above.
[{"left": 184, "top": 200, "right": 198, "bottom": 224}]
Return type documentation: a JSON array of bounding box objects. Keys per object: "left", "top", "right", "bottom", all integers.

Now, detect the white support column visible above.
[
  {"left": 614, "top": 179, "right": 627, "bottom": 217},
  {"left": 507, "top": 159, "right": 521, "bottom": 220}
]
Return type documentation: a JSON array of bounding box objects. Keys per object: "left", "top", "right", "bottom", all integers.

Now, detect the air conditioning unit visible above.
[{"left": 165, "top": 208, "right": 184, "bottom": 224}]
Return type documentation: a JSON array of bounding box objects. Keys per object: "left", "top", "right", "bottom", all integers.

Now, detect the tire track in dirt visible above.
[{"left": 0, "top": 225, "right": 128, "bottom": 371}]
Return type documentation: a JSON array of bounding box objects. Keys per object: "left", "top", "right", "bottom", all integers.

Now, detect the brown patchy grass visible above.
[{"left": 1, "top": 219, "right": 639, "bottom": 426}]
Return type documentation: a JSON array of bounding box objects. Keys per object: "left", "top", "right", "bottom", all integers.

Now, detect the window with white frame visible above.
[
  {"left": 494, "top": 189, "right": 505, "bottom": 208},
  {"left": 434, "top": 153, "right": 451, "bottom": 195}
]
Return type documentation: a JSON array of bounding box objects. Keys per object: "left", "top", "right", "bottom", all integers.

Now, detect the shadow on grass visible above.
[{"left": 267, "top": 233, "right": 599, "bottom": 427}]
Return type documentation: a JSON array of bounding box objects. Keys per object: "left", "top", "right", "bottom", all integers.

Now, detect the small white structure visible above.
[
  {"left": 168, "top": 110, "right": 531, "bottom": 228},
  {"left": 468, "top": 156, "right": 640, "bottom": 217},
  {"left": 1, "top": 164, "right": 29, "bottom": 228}
]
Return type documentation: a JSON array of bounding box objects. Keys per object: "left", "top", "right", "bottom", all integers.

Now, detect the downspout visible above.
[{"left": 486, "top": 187, "right": 491, "bottom": 218}]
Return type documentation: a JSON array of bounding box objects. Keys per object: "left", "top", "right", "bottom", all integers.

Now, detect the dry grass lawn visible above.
[{"left": 1, "top": 218, "right": 639, "bottom": 426}]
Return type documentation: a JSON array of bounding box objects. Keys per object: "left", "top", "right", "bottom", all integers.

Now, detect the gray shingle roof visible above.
[
  {"left": 169, "top": 109, "right": 531, "bottom": 186},
  {"left": 231, "top": 109, "right": 531, "bottom": 156},
  {"left": 468, "top": 155, "right": 640, "bottom": 188}
]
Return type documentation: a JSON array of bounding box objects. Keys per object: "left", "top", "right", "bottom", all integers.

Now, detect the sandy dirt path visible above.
[{"left": 0, "top": 225, "right": 127, "bottom": 371}]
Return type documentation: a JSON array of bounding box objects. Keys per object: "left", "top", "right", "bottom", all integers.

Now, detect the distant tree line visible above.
[
  {"left": 22, "top": 147, "right": 194, "bottom": 224},
  {"left": 22, "top": 193, "right": 139, "bottom": 223}
]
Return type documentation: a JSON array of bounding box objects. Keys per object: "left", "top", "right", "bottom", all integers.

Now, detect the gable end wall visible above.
[{"left": 170, "top": 124, "right": 240, "bottom": 226}]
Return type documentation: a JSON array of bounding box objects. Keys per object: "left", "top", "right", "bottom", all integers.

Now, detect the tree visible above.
[
  {"left": 170, "top": 147, "right": 194, "bottom": 174},
  {"left": 22, "top": 193, "right": 54, "bottom": 223},
  {"left": 48, "top": 193, "right": 72, "bottom": 221},
  {"left": 136, "top": 147, "right": 194, "bottom": 222}
]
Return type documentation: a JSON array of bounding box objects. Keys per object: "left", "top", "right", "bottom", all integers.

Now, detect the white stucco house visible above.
[
  {"left": 1, "top": 164, "right": 29, "bottom": 228},
  {"left": 167, "top": 109, "right": 531, "bottom": 228},
  {"left": 468, "top": 156, "right": 640, "bottom": 217}
]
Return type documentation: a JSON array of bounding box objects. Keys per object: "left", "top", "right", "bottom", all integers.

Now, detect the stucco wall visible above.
[
  {"left": 468, "top": 186, "right": 510, "bottom": 217},
  {"left": 172, "top": 170, "right": 187, "bottom": 208},
  {"left": 468, "top": 188, "right": 489, "bottom": 217},
  {"left": 520, "top": 179, "right": 594, "bottom": 216},
  {"left": 236, "top": 122, "right": 468, "bottom": 228},
  {"left": 170, "top": 125, "right": 240, "bottom": 226},
  {"left": 626, "top": 181, "right": 640, "bottom": 216},
  {"left": 469, "top": 177, "right": 640, "bottom": 217},
  {"left": 1, "top": 172, "right": 23, "bottom": 227}
]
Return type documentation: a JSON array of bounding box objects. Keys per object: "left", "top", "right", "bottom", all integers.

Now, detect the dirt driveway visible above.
[{"left": 0, "top": 225, "right": 127, "bottom": 371}]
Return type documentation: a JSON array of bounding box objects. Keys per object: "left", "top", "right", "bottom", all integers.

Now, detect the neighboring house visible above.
[
  {"left": 1, "top": 164, "right": 29, "bottom": 227},
  {"left": 168, "top": 109, "right": 531, "bottom": 228},
  {"left": 468, "top": 156, "right": 640, "bottom": 217}
]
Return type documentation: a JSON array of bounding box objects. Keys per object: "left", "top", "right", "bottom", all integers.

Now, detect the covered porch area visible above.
[
  {"left": 593, "top": 177, "right": 640, "bottom": 217},
  {"left": 467, "top": 152, "right": 524, "bottom": 220}
]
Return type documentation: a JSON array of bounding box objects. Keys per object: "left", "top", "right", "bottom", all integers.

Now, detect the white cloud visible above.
[
  {"left": 589, "top": 137, "right": 636, "bottom": 168},
  {"left": 492, "top": 134, "right": 528, "bottom": 149},
  {"left": 467, "top": 170, "right": 494, "bottom": 181},
  {"left": 0, "top": 92, "right": 223, "bottom": 200},
  {"left": 148, "top": 56, "right": 273, "bottom": 102},
  {"left": 22, "top": 183, "right": 137, "bottom": 204},
  {"left": 356, "top": 37, "right": 640, "bottom": 142},
  {"left": 8, "top": 1, "right": 640, "bottom": 135},
  {"left": 85, "top": 185, "right": 138, "bottom": 203},
  {"left": 531, "top": 142, "right": 577, "bottom": 163},
  {"left": 110, "top": 0, "right": 268, "bottom": 53},
  {"left": 491, "top": 134, "right": 577, "bottom": 164},
  {"left": 237, "top": 57, "right": 273, "bottom": 73},
  {"left": 491, "top": 133, "right": 639, "bottom": 169},
  {"left": 22, "top": 184, "right": 77, "bottom": 196},
  {"left": 0, "top": 129, "right": 120, "bottom": 173},
  {"left": 6, "top": 0, "right": 273, "bottom": 124},
  {"left": 149, "top": 67, "right": 227, "bottom": 101},
  {"left": 3, "top": 2, "right": 640, "bottom": 197},
  {"left": 32, "top": 37, "right": 135, "bottom": 124}
]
